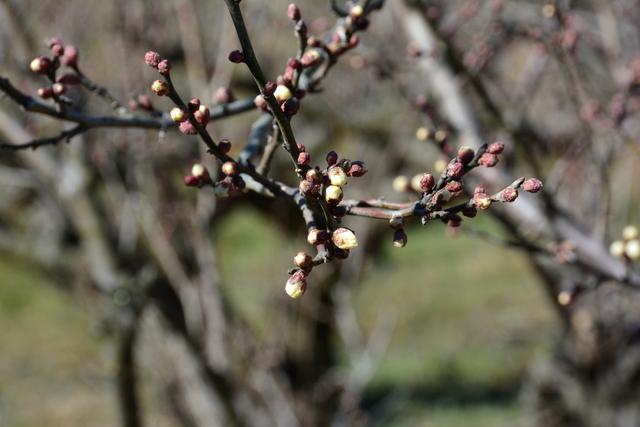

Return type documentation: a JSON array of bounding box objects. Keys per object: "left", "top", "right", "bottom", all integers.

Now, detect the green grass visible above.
[{"left": 0, "top": 209, "right": 556, "bottom": 426}]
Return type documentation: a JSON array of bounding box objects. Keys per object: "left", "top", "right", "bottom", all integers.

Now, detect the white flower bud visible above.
[
  {"left": 285, "top": 271, "right": 307, "bottom": 299},
  {"left": 609, "top": 240, "right": 626, "bottom": 258},
  {"left": 325, "top": 185, "right": 343, "bottom": 204},
  {"left": 328, "top": 166, "right": 348, "bottom": 187},
  {"left": 622, "top": 225, "right": 638, "bottom": 241},
  {"left": 625, "top": 239, "right": 640, "bottom": 260},
  {"left": 170, "top": 107, "right": 187, "bottom": 123},
  {"left": 274, "top": 85, "right": 292, "bottom": 103},
  {"left": 332, "top": 227, "right": 358, "bottom": 250}
]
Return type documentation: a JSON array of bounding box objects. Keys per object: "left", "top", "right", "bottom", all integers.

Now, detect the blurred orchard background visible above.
[{"left": 1, "top": 0, "right": 639, "bottom": 426}]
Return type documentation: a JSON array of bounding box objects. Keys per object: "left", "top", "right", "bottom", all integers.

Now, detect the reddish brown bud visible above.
[
  {"left": 501, "top": 187, "right": 518, "bottom": 202},
  {"left": 37, "top": 87, "right": 54, "bottom": 99},
  {"left": 347, "top": 161, "right": 367, "bottom": 177},
  {"left": 487, "top": 141, "right": 504, "bottom": 154},
  {"left": 457, "top": 146, "right": 475, "bottom": 165},
  {"left": 188, "top": 98, "right": 201, "bottom": 112},
  {"left": 287, "top": 57, "right": 302, "bottom": 70},
  {"left": 144, "top": 51, "right": 162, "bottom": 68},
  {"left": 179, "top": 121, "right": 197, "bottom": 135},
  {"left": 297, "top": 143, "right": 306, "bottom": 152},
  {"left": 326, "top": 151, "right": 338, "bottom": 166},
  {"left": 157, "top": 59, "right": 171, "bottom": 75},
  {"left": 446, "top": 162, "right": 465, "bottom": 179},
  {"left": 393, "top": 228, "right": 408, "bottom": 248},
  {"left": 62, "top": 45, "right": 79, "bottom": 67},
  {"left": 218, "top": 139, "right": 232, "bottom": 154},
  {"left": 522, "top": 178, "right": 543, "bottom": 193},
  {"left": 462, "top": 206, "right": 477, "bottom": 218},
  {"left": 228, "top": 50, "right": 245, "bottom": 63},
  {"left": 194, "top": 105, "right": 210, "bottom": 126},
  {"left": 264, "top": 81, "right": 277, "bottom": 95},
  {"left": 281, "top": 97, "right": 300, "bottom": 116},
  {"left": 56, "top": 73, "right": 80, "bottom": 85},
  {"left": 297, "top": 151, "right": 311, "bottom": 165},
  {"left": 478, "top": 153, "right": 498, "bottom": 167},
  {"left": 299, "top": 179, "right": 317, "bottom": 196},
  {"left": 184, "top": 175, "right": 200, "bottom": 187},
  {"left": 294, "top": 251, "right": 313, "bottom": 269},
  {"left": 445, "top": 181, "right": 463, "bottom": 193},
  {"left": 287, "top": 3, "right": 301, "bottom": 21},
  {"left": 51, "top": 43, "right": 64, "bottom": 57},
  {"left": 419, "top": 173, "right": 435, "bottom": 192}
]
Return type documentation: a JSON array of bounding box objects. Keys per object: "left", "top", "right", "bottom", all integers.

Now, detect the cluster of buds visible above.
[
  {"left": 170, "top": 98, "right": 211, "bottom": 135},
  {"left": 285, "top": 227, "right": 359, "bottom": 298},
  {"left": 30, "top": 37, "right": 81, "bottom": 100},
  {"left": 145, "top": 51, "right": 173, "bottom": 98},
  {"left": 609, "top": 225, "right": 640, "bottom": 261}
]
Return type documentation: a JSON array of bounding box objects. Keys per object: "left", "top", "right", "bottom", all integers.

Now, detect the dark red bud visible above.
[
  {"left": 297, "top": 151, "right": 311, "bottom": 165},
  {"left": 419, "top": 173, "right": 435, "bottom": 192},
  {"left": 218, "top": 139, "right": 232, "bottom": 154},
  {"left": 326, "top": 151, "right": 338, "bottom": 166},
  {"left": 347, "top": 161, "right": 367, "bottom": 177},
  {"left": 228, "top": 50, "right": 245, "bottom": 63}
]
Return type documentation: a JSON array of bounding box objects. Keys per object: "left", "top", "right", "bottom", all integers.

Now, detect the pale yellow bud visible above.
[
  {"left": 325, "top": 185, "right": 343, "bottom": 204},
  {"left": 434, "top": 159, "right": 447, "bottom": 174},
  {"left": 474, "top": 194, "right": 492, "bottom": 210},
  {"left": 609, "top": 240, "right": 626, "bottom": 258},
  {"left": 625, "top": 239, "right": 640, "bottom": 260},
  {"left": 274, "top": 85, "right": 292, "bottom": 103},
  {"left": 332, "top": 227, "right": 358, "bottom": 250},
  {"left": 410, "top": 174, "right": 423, "bottom": 192},
  {"left": 622, "top": 225, "right": 638, "bottom": 241},
  {"left": 415, "top": 127, "right": 430, "bottom": 141},
  {"left": 170, "top": 107, "right": 186, "bottom": 123},
  {"left": 350, "top": 5, "right": 364, "bottom": 17},
  {"left": 328, "top": 166, "right": 348, "bottom": 187},
  {"left": 392, "top": 176, "right": 410, "bottom": 193},
  {"left": 285, "top": 272, "right": 307, "bottom": 299},
  {"left": 191, "top": 163, "right": 206, "bottom": 177},
  {"left": 557, "top": 291, "right": 572, "bottom": 306}
]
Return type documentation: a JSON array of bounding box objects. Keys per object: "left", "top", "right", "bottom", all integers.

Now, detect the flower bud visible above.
[
  {"left": 274, "top": 85, "right": 293, "bottom": 103},
  {"left": 50, "top": 43, "right": 64, "bottom": 57},
  {"left": 328, "top": 166, "right": 348, "bottom": 187},
  {"left": 434, "top": 129, "right": 448, "bottom": 143},
  {"left": 446, "top": 161, "right": 464, "bottom": 179},
  {"left": 347, "top": 161, "right": 366, "bottom": 177},
  {"left": 254, "top": 94, "right": 269, "bottom": 112},
  {"left": 457, "top": 146, "right": 475, "bottom": 165},
  {"left": 30, "top": 56, "right": 52, "bottom": 74},
  {"left": 281, "top": 97, "right": 300, "bottom": 116},
  {"left": 184, "top": 175, "right": 200, "bottom": 187},
  {"left": 37, "top": 87, "right": 54, "bottom": 99},
  {"left": 228, "top": 50, "right": 245, "bottom": 63},
  {"left": 294, "top": 252, "right": 313, "bottom": 269},
  {"left": 325, "top": 185, "right": 343, "bottom": 204},
  {"left": 187, "top": 97, "right": 201, "bottom": 112},
  {"left": 287, "top": 3, "right": 301, "bottom": 21},
  {"left": 622, "top": 225, "right": 638, "bottom": 241},
  {"left": 297, "top": 151, "right": 311, "bottom": 165},
  {"left": 393, "top": 228, "right": 407, "bottom": 248},
  {"left": 415, "top": 127, "right": 430, "bottom": 141},
  {"left": 157, "top": 59, "right": 171, "bottom": 75},
  {"left": 487, "top": 141, "right": 504, "bottom": 154},
  {"left": 221, "top": 161, "right": 238, "bottom": 176},
  {"left": 301, "top": 49, "right": 321, "bottom": 67},
  {"left": 298, "top": 179, "right": 318, "bottom": 196},
  {"left": 609, "top": 240, "right": 625, "bottom": 258},
  {"left": 445, "top": 181, "right": 462, "bottom": 193},
  {"left": 474, "top": 193, "right": 492, "bottom": 210},
  {"left": 306, "top": 168, "right": 321, "bottom": 184},
  {"left": 151, "top": 79, "right": 169, "bottom": 96},
  {"left": 52, "top": 82, "right": 65, "bottom": 95},
  {"left": 218, "top": 139, "right": 232, "bottom": 154},
  {"left": 522, "top": 178, "right": 543, "bottom": 193},
  {"left": 170, "top": 107, "right": 187, "bottom": 123},
  {"left": 213, "top": 87, "right": 235, "bottom": 104},
  {"left": 350, "top": 5, "right": 364, "bottom": 17},
  {"left": 501, "top": 187, "right": 518, "bottom": 202},
  {"left": 62, "top": 45, "right": 79, "bottom": 67},
  {"left": 137, "top": 95, "right": 153, "bottom": 110},
  {"left": 191, "top": 163, "right": 209, "bottom": 179},
  {"left": 419, "top": 173, "right": 435, "bottom": 192},
  {"left": 392, "top": 176, "right": 410, "bottom": 193},
  {"left": 285, "top": 271, "right": 307, "bottom": 299},
  {"left": 326, "top": 151, "right": 338, "bottom": 166},
  {"left": 307, "top": 228, "right": 329, "bottom": 245},
  {"left": 179, "top": 121, "right": 197, "bottom": 135},
  {"left": 410, "top": 174, "right": 424, "bottom": 192},
  {"left": 625, "top": 240, "right": 640, "bottom": 260},
  {"left": 332, "top": 227, "right": 358, "bottom": 250},
  {"left": 478, "top": 153, "right": 498, "bottom": 167},
  {"left": 144, "top": 51, "right": 162, "bottom": 68},
  {"left": 264, "top": 81, "right": 277, "bottom": 95},
  {"left": 194, "top": 105, "right": 210, "bottom": 126}
]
